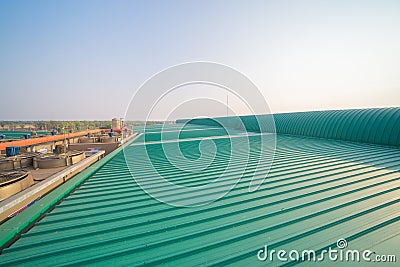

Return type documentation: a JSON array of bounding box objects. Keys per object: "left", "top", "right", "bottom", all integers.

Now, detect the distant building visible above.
[{"left": 112, "top": 118, "right": 121, "bottom": 129}]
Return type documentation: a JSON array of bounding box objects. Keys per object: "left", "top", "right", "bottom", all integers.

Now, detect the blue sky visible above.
[{"left": 1, "top": 0, "right": 399, "bottom": 120}]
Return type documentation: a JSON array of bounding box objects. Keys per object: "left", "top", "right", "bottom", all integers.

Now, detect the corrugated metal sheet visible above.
[
  {"left": 178, "top": 107, "right": 400, "bottom": 146},
  {"left": 1, "top": 110, "right": 400, "bottom": 266}
]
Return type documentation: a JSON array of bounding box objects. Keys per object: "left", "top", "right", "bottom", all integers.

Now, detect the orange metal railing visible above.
[{"left": 0, "top": 129, "right": 102, "bottom": 151}]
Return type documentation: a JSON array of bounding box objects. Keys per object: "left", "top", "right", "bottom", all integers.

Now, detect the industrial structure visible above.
[
  {"left": 0, "top": 121, "right": 135, "bottom": 223},
  {"left": 0, "top": 108, "right": 399, "bottom": 266},
  {"left": 112, "top": 118, "right": 122, "bottom": 130}
]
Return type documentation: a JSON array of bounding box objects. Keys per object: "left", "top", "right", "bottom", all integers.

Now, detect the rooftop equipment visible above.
[
  {"left": 33, "top": 151, "right": 86, "bottom": 169},
  {"left": 54, "top": 144, "right": 67, "bottom": 154},
  {"left": 0, "top": 152, "right": 38, "bottom": 171},
  {"left": 6, "top": 146, "right": 19, "bottom": 157},
  {"left": 0, "top": 170, "right": 34, "bottom": 201},
  {"left": 79, "top": 136, "right": 97, "bottom": 143}
]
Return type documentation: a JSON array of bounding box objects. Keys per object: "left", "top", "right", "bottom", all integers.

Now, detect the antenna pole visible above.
[{"left": 226, "top": 95, "right": 229, "bottom": 117}]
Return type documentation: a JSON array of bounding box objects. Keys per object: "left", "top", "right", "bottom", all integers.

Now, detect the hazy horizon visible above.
[{"left": 1, "top": 0, "right": 399, "bottom": 120}]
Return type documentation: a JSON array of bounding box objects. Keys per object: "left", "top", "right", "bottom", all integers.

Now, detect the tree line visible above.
[{"left": 0, "top": 121, "right": 113, "bottom": 133}]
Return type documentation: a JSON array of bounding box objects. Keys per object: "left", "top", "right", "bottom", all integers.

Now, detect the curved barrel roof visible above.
[{"left": 178, "top": 108, "right": 400, "bottom": 146}]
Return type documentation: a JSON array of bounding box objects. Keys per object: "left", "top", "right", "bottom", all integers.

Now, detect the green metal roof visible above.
[
  {"left": 178, "top": 107, "right": 400, "bottom": 146},
  {"left": 1, "top": 109, "right": 399, "bottom": 266}
]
